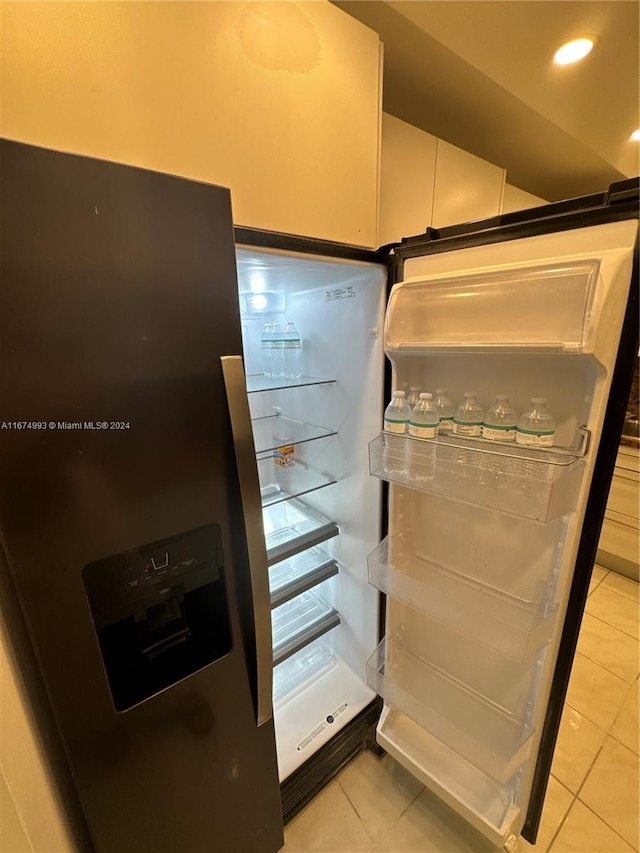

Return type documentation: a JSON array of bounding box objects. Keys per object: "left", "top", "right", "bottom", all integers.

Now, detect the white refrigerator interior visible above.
[
  {"left": 236, "top": 246, "right": 387, "bottom": 780},
  {"left": 369, "top": 219, "right": 638, "bottom": 846}
]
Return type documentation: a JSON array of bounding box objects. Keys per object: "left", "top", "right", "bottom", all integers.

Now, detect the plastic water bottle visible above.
[
  {"left": 483, "top": 395, "right": 517, "bottom": 442},
  {"left": 406, "top": 386, "right": 422, "bottom": 411},
  {"left": 283, "top": 321, "right": 302, "bottom": 380},
  {"left": 408, "top": 393, "right": 440, "bottom": 438},
  {"left": 481, "top": 395, "right": 517, "bottom": 489},
  {"left": 515, "top": 398, "right": 556, "bottom": 498},
  {"left": 516, "top": 398, "right": 556, "bottom": 447},
  {"left": 383, "top": 391, "right": 411, "bottom": 476},
  {"left": 435, "top": 389, "right": 455, "bottom": 434},
  {"left": 451, "top": 392, "right": 483, "bottom": 487},
  {"left": 384, "top": 391, "right": 411, "bottom": 433},
  {"left": 453, "top": 392, "right": 484, "bottom": 437},
  {"left": 261, "top": 323, "right": 273, "bottom": 377},
  {"left": 270, "top": 323, "right": 284, "bottom": 379},
  {"left": 408, "top": 393, "right": 439, "bottom": 483}
]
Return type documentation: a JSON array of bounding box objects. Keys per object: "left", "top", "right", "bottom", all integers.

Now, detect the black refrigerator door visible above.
[
  {"left": 383, "top": 183, "right": 639, "bottom": 845},
  {"left": 0, "top": 140, "right": 283, "bottom": 853}
]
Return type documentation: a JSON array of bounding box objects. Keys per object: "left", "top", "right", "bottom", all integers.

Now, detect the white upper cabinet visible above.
[
  {"left": 502, "top": 183, "right": 548, "bottom": 214},
  {"left": 0, "top": 1, "right": 381, "bottom": 247},
  {"left": 432, "top": 139, "right": 505, "bottom": 228},
  {"left": 379, "top": 114, "right": 437, "bottom": 246}
]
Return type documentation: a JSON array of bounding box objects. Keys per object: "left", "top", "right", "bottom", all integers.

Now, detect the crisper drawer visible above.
[
  {"left": 369, "top": 433, "right": 584, "bottom": 522},
  {"left": 367, "top": 637, "right": 535, "bottom": 783},
  {"left": 368, "top": 534, "right": 558, "bottom": 662}
]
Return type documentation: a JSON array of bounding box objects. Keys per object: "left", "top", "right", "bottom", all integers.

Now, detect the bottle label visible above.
[
  {"left": 516, "top": 429, "right": 555, "bottom": 447},
  {"left": 282, "top": 340, "right": 301, "bottom": 349},
  {"left": 453, "top": 420, "right": 482, "bottom": 437},
  {"left": 438, "top": 416, "right": 454, "bottom": 433},
  {"left": 408, "top": 422, "right": 438, "bottom": 438},
  {"left": 482, "top": 425, "right": 516, "bottom": 442},
  {"left": 384, "top": 418, "right": 407, "bottom": 434}
]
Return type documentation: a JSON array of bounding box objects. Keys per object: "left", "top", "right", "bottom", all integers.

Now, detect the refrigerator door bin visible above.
[
  {"left": 252, "top": 414, "right": 337, "bottom": 455},
  {"left": 384, "top": 260, "right": 600, "bottom": 353},
  {"left": 395, "top": 610, "right": 542, "bottom": 719},
  {"left": 263, "top": 498, "right": 339, "bottom": 565},
  {"left": 259, "top": 458, "right": 337, "bottom": 508},
  {"left": 367, "top": 637, "right": 535, "bottom": 783},
  {"left": 408, "top": 494, "right": 566, "bottom": 605},
  {"left": 368, "top": 536, "right": 558, "bottom": 662},
  {"left": 369, "top": 433, "right": 584, "bottom": 522},
  {"left": 272, "top": 590, "right": 340, "bottom": 666},
  {"left": 269, "top": 548, "right": 339, "bottom": 608},
  {"left": 377, "top": 707, "right": 521, "bottom": 847},
  {"left": 246, "top": 374, "right": 336, "bottom": 394}
]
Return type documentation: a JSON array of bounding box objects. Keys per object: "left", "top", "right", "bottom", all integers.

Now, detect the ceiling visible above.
[{"left": 333, "top": 1, "right": 640, "bottom": 202}]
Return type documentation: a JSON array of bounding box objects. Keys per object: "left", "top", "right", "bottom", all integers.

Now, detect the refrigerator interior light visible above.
[{"left": 240, "top": 290, "right": 286, "bottom": 315}]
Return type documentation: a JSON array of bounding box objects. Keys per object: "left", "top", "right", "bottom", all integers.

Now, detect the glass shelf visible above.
[
  {"left": 252, "top": 414, "right": 336, "bottom": 455},
  {"left": 259, "top": 459, "right": 337, "bottom": 508},
  {"left": 368, "top": 534, "right": 558, "bottom": 662},
  {"left": 272, "top": 591, "right": 340, "bottom": 667},
  {"left": 369, "top": 433, "right": 585, "bottom": 522},
  {"left": 246, "top": 374, "right": 336, "bottom": 394},
  {"left": 367, "top": 636, "right": 535, "bottom": 783},
  {"left": 269, "top": 547, "right": 339, "bottom": 608},
  {"left": 262, "top": 498, "right": 339, "bottom": 566}
]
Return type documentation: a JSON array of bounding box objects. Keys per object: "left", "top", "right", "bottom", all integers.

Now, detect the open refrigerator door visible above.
[{"left": 367, "top": 215, "right": 638, "bottom": 847}]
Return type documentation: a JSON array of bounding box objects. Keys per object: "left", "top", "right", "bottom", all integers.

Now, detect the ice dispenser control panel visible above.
[{"left": 83, "top": 524, "right": 232, "bottom": 712}]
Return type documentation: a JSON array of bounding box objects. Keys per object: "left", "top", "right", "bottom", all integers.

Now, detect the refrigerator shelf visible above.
[
  {"left": 369, "top": 433, "right": 585, "bottom": 522},
  {"left": 252, "top": 414, "right": 336, "bottom": 456},
  {"left": 263, "top": 498, "right": 339, "bottom": 566},
  {"left": 369, "top": 535, "right": 558, "bottom": 662},
  {"left": 367, "top": 637, "right": 535, "bottom": 783},
  {"left": 259, "top": 458, "right": 337, "bottom": 508},
  {"left": 272, "top": 591, "right": 341, "bottom": 667},
  {"left": 269, "top": 548, "right": 339, "bottom": 609},
  {"left": 246, "top": 374, "right": 336, "bottom": 394}
]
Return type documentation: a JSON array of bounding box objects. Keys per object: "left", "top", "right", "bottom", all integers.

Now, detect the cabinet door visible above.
[
  {"left": 0, "top": 1, "right": 381, "bottom": 247},
  {"left": 379, "top": 113, "right": 437, "bottom": 245},
  {"left": 432, "top": 139, "right": 505, "bottom": 228}
]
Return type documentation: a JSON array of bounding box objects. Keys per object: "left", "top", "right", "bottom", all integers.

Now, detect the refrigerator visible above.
[
  {"left": 1, "top": 138, "right": 638, "bottom": 852},
  {"left": 233, "top": 186, "right": 638, "bottom": 848}
]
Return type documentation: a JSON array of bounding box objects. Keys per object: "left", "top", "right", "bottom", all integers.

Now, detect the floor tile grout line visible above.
[
  {"left": 544, "top": 790, "right": 577, "bottom": 853},
  {"left": 574, "top": 797, "right": 639, "bottom": 851},
  {"left": 335, "top": 775, "right": 378, "bottom": 846}
]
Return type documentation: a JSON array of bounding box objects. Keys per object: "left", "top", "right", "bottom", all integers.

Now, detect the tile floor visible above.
[{"left": 282, "top": 567, "right": 639, "bottom": 853}]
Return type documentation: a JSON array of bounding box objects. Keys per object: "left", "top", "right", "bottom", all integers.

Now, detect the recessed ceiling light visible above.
[
  {"left": 631, "top": 129, "right": 640, "bottom": 142},
  {"left": 554, "top": 38, "right": 594, "bottom": 65}
]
